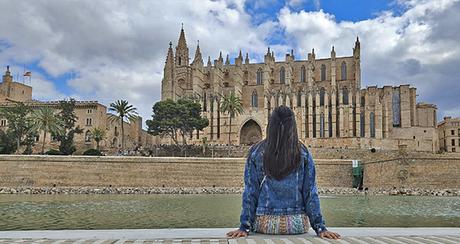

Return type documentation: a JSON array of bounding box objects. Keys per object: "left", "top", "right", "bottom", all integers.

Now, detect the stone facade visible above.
[
  {"left": 161, "top": 28, "right": 438, "bottom": 152},
  {"left": 0, "top": 66, "right": 157, "bottom": 153},
  {"left": 438, "top": 116, "right": 460, "bottom": 152}
]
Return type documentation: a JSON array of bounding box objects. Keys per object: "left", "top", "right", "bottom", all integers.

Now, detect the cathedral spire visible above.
[
  {"left": 218, "top": 51, "right": 223, "bottom": 62},
  {"left": 225, "top": 54, "right": 230, "bottom": 65},
  {"left": 192, "top": 40, "right": 203, "bottom": 65},
  {"left": 331, "top": 46, "right": 336, "bottom": 59},
  {"left": 207, "top": 56, "right": 212, "bottom": 67},
  {"left": 175, "top": 25, "right": 189, "bottom": 66},
  {"left": 177, "top": 24, "right": 187, "bottom": 49},
  {"left": 245, "top": 53, "right": 249, "bottom": 64},
  {"left": 353, "top": 36, "right": 360, "bottom": 59}
]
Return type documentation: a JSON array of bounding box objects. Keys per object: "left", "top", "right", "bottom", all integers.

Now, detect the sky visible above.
[{"left": 0, "top": 0, "right": 459, "bottom": 126}]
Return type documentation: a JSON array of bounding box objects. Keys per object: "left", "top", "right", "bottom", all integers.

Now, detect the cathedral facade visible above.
[{"left": 161, "top": 28, "right": 439, "bottom": 152}]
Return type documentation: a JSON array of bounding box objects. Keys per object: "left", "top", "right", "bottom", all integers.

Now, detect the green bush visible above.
[
  {"left": 83, "top": 148, "right": 103, "bottom": 156},
  {"left": 45, "top": 149, "right": 63, "bottom": 155}
]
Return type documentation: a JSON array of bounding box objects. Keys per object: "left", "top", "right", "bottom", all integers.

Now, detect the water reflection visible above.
[{"left": 0, "top": 195, "right": 459, "bottom": 230}]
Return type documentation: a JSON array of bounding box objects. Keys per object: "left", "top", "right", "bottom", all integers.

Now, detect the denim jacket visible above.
[{"left": 239, "top": 142, "right": 328, "bottom": 235}]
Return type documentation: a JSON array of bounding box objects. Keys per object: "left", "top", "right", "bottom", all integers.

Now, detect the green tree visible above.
[
  {"left": 220, "top": 93, "right": 244, "bottom": 155},
  {"left": 146, "top": 99, "right": 208, "bottom": 153},
  {"left": 0, "top": 102, "right": 35, "bottom": 154},
  {"left": 55, "top": 99, "right": 83, "bottom": 155},
  {"left": 108, "top": 100, "right": 138, "bottom": 150},
  {"left": 0, "top": 130, "right": 17, "bottom": 154},
  {"left": 90, "top": 127, "right": 106, "bottom": 150},
  {"left": 31, "top": 107, "right": 63, "bottom": 154}
]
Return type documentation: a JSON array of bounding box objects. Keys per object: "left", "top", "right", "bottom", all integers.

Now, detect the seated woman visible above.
[{"left": 227, "top": 106, "right": 340, "bottom": 239}]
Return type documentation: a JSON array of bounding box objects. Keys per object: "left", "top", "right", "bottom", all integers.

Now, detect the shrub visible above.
[
  {"left": 83, "top": 148, "right": 103, "bottom": 156},
  {"left": 45, "top": 149, "right": 63, "bottom": 155}
]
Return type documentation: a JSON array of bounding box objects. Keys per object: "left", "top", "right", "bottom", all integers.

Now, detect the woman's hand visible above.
[
  {"left": 319, "top": 231, "right": 341, "bottom": 239},
  {"left": 226, "top": 229, "right": 248, "bottom": 238}
]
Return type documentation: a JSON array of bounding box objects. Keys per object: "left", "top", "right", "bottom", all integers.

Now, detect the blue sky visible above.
[{"left": 1, "top": 0, "right": 460, "bottom": 123}]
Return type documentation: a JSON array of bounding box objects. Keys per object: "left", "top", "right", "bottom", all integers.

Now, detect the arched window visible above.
[
  {"left": 320, "top": 64, "right": 326, "bottom": 81},
  {"left": 370, "top": 112, "right": 376, "bottom": 138},
  {"left": 342, "top": 87, "right": 349, "bottom": 105},
  {"left": 256, "top": 68, "right": 263, "bottom": 85},
  {"left": 360, "top": 113, "right": 365, "bottom": 137},
  {"left": 320, "top": 113, "right": 325, "bottom": 138},
  {"left": 251, "top": 90, "right": 258, "bottom": 108},
  {"left": 202, "top": 93, "right": 207, "bottom": 112},
  {"left": 297, "top": 91, "right": 302, "bottom": 107},
  {"left": 341, "top": 61, "right": 347, "bottom": 80},
  {"left": 300, "top": 66, "right": 306, "bottom": 82},
  {"left": 319, "top": 88, "right": 325, "bottom": 106},
  {"left": 85, "top": 130, "right": 92, "bottom": 142},
  {"left": 361, "top": 96, "right": 365, "bottom": 107},
  {"left": 178, "top": 57, "right": 182, "bottom": 66},
  {"left": 280, "top": 67, "right": 285, "bottom": 84}
]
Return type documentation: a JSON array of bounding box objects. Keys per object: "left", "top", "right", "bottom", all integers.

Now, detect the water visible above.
[{"left": 0, "top": 194, "right": 459, "bottom": 230}]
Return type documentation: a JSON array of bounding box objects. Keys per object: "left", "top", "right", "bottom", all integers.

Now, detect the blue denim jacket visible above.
[{"left": 239, "top": 142, "right": 328, "bottom": 235}]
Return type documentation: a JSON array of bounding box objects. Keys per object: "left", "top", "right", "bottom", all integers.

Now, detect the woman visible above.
[{"left": 227, "top": 106, "right": 340, "bottom": 239}]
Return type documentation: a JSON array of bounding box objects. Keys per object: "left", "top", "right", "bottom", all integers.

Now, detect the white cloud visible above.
[{"left": 0, "top": 0, "right": 459, "bottom": 123}]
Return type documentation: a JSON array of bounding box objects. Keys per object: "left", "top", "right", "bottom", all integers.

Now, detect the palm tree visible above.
[
  {"left": 108, "top": 100, "right": 138, "bottom": 151},
  {"left": 91, "top": 127, "right": 106, "bottom": 150},
  {"left": 31, "top": 107, "right": 63, "bottom": 154},
  {"left": 220, "top": 93, "right": 244, "bottom": 156}
]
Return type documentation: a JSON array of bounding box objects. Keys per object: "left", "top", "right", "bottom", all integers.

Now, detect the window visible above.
[
  {"left": 452, "top": 130, "right": 455, "bottom": 136},
  {"left": 85, "top": 130, "right": 92, "bottom": 142},
  {"left": 178, "top": 57, "right": 182, "bottom": 66},
  {"left": 341, "top": 61, "right": 347, "bottom": 80},
  {"left": 361, "top": 96, "right": 365, "bottom": 107},
  {"left": 86, "top": 118, "right": 92, "bottom": 126},
  {"left": 297, "top": 91, "right": 302, "bottom": 107},
  {"left": 300, "top": 66, "right": 306, "bottom": 82},
  {"left": 360, "top": 113, "right": 365, "bottom": 137},
  {"left": 319, "top": 88, "right": 325, "bottom": 106},
  {"left": 452, "top": 139, "right": 456, "bottom": 146},
  {"left": 203, "top": 93, "right": 207, "bottom": 112},
  {"left": 320, "top": 113, "right": 325, "bottom": 138},
  {"left": 87, "top": 109, "right": 93, "bottom": 114},
  {"left": 342, "top": 87, "right": 349, "bottom": 105},
  {"left": 0, "top": 119, "right": 6, "bottom": 127},
  {"left": 280, "top": 67, "right": 285, "bottom": 84},
  {"left": 256, "top": 68, "right": 263, "bottom": 85},
  {"left": 320, "top": 64, "right": 326, "bottom": 81},
  {"left": 251, "top": 90, "right": 258, "bottom": 108},
  {"left": 392, "top": 88, "right": 401, "bottom": 127},
  {"left": 453, "top": 148, "right": 456, "bottom": 152},
  {"left": 370, "top": 112, "right": 376, "bottom": 138}
]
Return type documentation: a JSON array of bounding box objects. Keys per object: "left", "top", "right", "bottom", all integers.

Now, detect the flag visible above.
[{"left": 23, "top": 71, "right": 32, "bottom": 77}]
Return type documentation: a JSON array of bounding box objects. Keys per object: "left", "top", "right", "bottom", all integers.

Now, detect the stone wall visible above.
[
  {"left": 0, "top": 156, "right": 353, "bottom": 189},
  {"left": 363, "top": 156, "right": 460, "bottom": 189}
]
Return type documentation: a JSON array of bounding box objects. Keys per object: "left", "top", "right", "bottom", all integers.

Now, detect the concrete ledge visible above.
[{"left": 1, "top": 228, "right": 459, "bottom": 239}]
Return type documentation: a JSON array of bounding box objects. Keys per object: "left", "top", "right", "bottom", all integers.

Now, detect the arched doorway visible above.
[{"left": 240, "top": 120, "right": 262, "bottom": 145}]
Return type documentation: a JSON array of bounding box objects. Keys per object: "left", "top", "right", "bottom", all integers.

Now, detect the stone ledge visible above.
[{"left": 0, "top": 228, "right": 459, "bottom": 240}]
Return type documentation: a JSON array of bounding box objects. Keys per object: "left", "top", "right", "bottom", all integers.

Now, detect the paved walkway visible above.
[{"left": 0, "top": 228, "right": 459, "bottom": 243}]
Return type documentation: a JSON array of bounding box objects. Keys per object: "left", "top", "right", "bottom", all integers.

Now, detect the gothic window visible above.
[
  {"left": 328, "top": 107, "right": 333, "bottom": 137},
  {"left": 300, "top": 66, "right": 306, "bottom": 82},
  {"left": 341, "top": 61, "right": 347, "bottom": 80},
  {"left": 320, "top": 88, "right": 325, "bottom": 106},
  {"left": 256, "top": 68, "right": 263, "bottom": 85},
  {"left": 342, "top": 87, "right": 349, "bottom": 105},
  {"left": 360, "top": 113, "right": 365, "bottom": 137},
  {"left": 370, "top": 112, "right": 376, "bottom": 138},
  {"left": 320, "top": 113, "right": 325, "bottom": 138},
  {"left": 297, "top": 91, "right": 302, "bottom": 107},
  {"left": 361, "top": 96, "right": 365, "bottom": 107},
  {"left": 320, "top": 64, "right": 326, "bottom": 81},
  {"left": 251, "top": 90, "right": 258, "bottom": 108},
  {"left": 178, "top": 57, "right": 182, "bottom": 66},
  {"left": 392, "top": 88, "right": 401, "bottom": 127},
  {"left": 203, "top": 93, "right": 207, "bottom": 112},
  {"left": 85, "top": 130, "right": 92, "bottom": 142},
  {"left": 280, "top": 67, "right": 286, "bottom": 84}
]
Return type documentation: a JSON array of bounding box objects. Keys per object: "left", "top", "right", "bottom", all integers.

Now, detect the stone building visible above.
[
  {"left": 438, "top": 116, "right": 460, "bottom": 152},
  {"left": 0, "top": 66, "right": 156, "bottom": 153},
  {"left": 161, "top": 27, "right": 439, "bottom": 152}
]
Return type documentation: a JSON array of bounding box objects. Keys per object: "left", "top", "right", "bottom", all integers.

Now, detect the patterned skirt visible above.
[{"left": 253, "top": 214, "right": 310, "bottom": 235}]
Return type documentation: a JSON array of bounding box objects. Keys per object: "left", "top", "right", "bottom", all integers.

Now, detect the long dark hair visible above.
[{"left": 262, "top": 105, "right": 301, "bottom": 180}]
